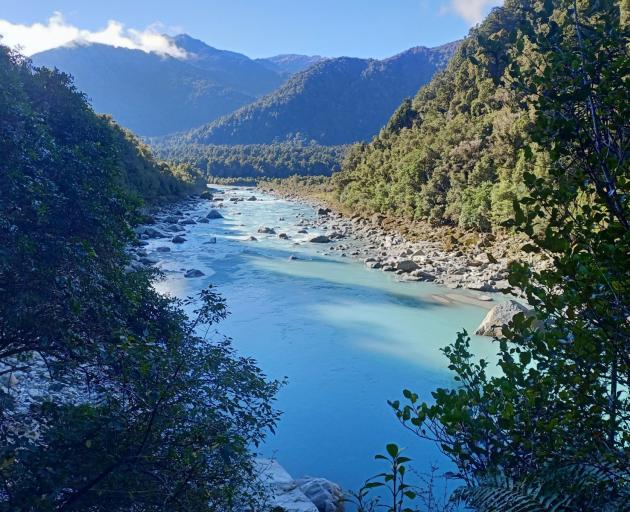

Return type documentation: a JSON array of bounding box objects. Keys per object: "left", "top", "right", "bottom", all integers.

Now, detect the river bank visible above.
[
  {"left": 127, "top": 185, "right": 502, "bottom": 493},
  {"left": 256, "top": 183, "right": 544, "bottom": 296}
]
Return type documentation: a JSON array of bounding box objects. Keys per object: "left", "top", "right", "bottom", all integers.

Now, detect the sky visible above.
[{"left": 0, "top": 0, "right": 503, "bottom": 59}]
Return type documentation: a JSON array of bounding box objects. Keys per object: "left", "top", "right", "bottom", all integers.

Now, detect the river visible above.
[{"left": 149, "top": 186, "right": 499, "bottom": 493}]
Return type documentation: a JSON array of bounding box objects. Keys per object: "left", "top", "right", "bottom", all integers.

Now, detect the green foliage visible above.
[
  {"left": 458, "top": 181, "right": 494, "bottom": 232},
  {"left": 152, "top": 138, "right": 347, "bottom": 178},
  {"left": 109, "top": 119, "right": 204, "bottom": 203},
  {"left": 167, "top": 43, "right": 458, "bottom": 146},
  {"left": 332, "top": 2, "right": 535, "bottom": 228},
  {"left": 348, "top": 445, "right": 455, "bottom": 512},
  {"left": 366, "top": 0, "right": 628, "bottom": 510},
  {"left": 452, "top": 464, "right": 630, "bottom": 512},
  {"left": 0, "top": 45, "right": 279, "bottom": 510}
]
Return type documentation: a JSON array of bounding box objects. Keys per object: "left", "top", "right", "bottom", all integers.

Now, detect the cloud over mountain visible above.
[
  {"left": 0, "top": 12, "right": 185, "bottom": 57},
  {"left": 447, "top": 0, "right": 503, "bottom": 25}
]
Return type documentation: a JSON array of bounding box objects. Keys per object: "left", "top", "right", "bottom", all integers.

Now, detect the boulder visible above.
[
  {"left": 258, "top": 226, "right": 276, "bottom": 234},
  {"left": 396, "top": 260, "right": 420, "bottom": 273},
  {"left": 309, "top": 235, "right": 331, "bottom": 244},
  {"left": 295, "top": 478, "right": 344, "bottom": 512},
  {"left": 163, "top": 215, "right": 182, "bottom": 224},
  {"left": 475, "top": 300, "right": 532, "bottom": 337},
  {"left": 248, "top": 236, "right": 258, "bottom": 241},
  {"left": 179, "top": 218, "right": 196, "bottom": 225},
  {"left": 371, "top": 213, "right": 386, "bottom": 225},
  {"left": 171, "top": 235, "right": 186, "bottom": 244},
  {"left": 317, "top": 208, "right": 331, "bottom": 216},
  {"left": 184, "top": 269, "right": 204, "bottom": 278},
  {"left": 164, "top": 224, "right": 185, "bottom": 233},
  {"left": 155, "top": 246, "right": 171, "bottom": 252},
  {"left": 1, "top": 374, "right": 18, "bottom": 389},
  {"left": 247, "top": 196, "right": 258, "bottom": 201},
  {"left": 256, "top": 459, "right": 318, "bottom": 512},
  {"left": 197, "top": 217, "right": 210, "bottom": 224},
  {"left": 298, "top": 229, "right": 308, "bottom": 234},
  {"left": 141, "top": 227, "right": 166, "bottom": 239},
  {"left": 412, "top": 270, "right": 436, "bottom": 282},
  {"left": 279, "top": 233, "right": 289, "bottom": 240},
  {"left": 206, "top": 209, "right": 224, "bottom": 219},
  {"left": 200, "top": 191, "right": 214, "bottom": 200}
]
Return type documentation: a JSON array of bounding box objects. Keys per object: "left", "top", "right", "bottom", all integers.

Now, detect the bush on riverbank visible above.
[
  {"left": 151, "top": 139, "right": 347, "bottom": 179},
  {"left": 0, "top": 45, "right": 280, "bottom": 510}
]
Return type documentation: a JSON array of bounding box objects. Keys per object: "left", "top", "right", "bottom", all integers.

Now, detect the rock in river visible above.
[
  {"left": 309, "top": 235, "right": 331, "bottom": 243},
  {"left": 257, "top": 459, "right": 318, "bottom": 512},
  {"left": 295, "top": 478, "right": 344, "bottom": 512},
  {"left": 206, "top": 209, "right": 224, "bottom": 219},
  {"left": 396, "top": 260, "right": 420, "bottom": 273},
  {"left": 475, "top": 300, "right": 532, "bottom": 337},
  {"left": 171, "top": 235, "right": 186, "bottom": 244},
  {"left": 184, "top": 269, "right": 204, "bottom": 278},
  {"left": 258, "top": 226, "right": 276, "bottom": 234},
  {"left": 139, "top": 227, "right": 166, "bottom": 239}
]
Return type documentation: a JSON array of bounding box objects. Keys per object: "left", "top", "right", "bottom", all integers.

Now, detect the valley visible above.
[
  {"left": 1, "top": 1, "right": 628, "bottom": 510},
  {"left": 134, "top": 186, "right": 501, "bottom": 491}
]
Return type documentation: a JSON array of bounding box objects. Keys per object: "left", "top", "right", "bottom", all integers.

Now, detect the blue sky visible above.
[{"left": 0, "top": 1, "right": 502, "bottom": 58}]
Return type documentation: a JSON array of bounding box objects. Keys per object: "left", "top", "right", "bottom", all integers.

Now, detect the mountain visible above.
[
  {"left": 330, "top": 2, "right": 532, "bottom": 231},
  {"left": 165, "top": 42, "right": 459, "bottom": 146},
  {"left": 31, "top": 36, "right": 285, "bottom": 136},
  {"left": 169, "top": 34, "right": 284, "bottom": 96},
  {"left": 255, "top": 54, "right": 325, "bottom": 77}
]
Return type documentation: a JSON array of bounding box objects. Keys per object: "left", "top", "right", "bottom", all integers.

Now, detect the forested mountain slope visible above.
[
  {"left": 332, "top": 2, "right": 536, "bottom": 232},
  {"left": 153, "top": 140, "right": 347, "bottom": 178},
  {"left": 167, "top": 42, "right": 459, "bottom": 146},
  {"left": 31, "top": 35, "right": 285, "bottom": 136},
  {"left": 0, "top": 44, "right": 277, "bottom": 509}
]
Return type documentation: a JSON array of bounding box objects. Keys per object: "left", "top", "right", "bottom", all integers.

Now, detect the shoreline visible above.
[
  {"left": 255, "top": 184, "right": 532, "bottom": 297},
  {"left": 131, "top": 183, "right": 536, "bottom": 315}
]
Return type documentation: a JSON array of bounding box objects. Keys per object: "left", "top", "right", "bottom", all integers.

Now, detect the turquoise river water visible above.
[{"left": 149, "top": 186, "right": 500, "bottom": 493}]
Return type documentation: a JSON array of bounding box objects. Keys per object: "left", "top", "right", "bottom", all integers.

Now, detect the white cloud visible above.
[
  {"left": 0, "top": 12, "right": 186, "bottom": 57},
  {"left": 445, "top": 0, "right": 503, "bottom": 25}
]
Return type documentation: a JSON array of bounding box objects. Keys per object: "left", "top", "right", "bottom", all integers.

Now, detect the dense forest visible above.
[
  {"left": 152, "top": 138, "right": 347, "bottom": 178},
  {"left": 165, "top": 42, "right": 459, "bottom": 146},
  {"left": 1, "top": 0, "right": 629, "bottom": 510},
  {"left": 331, "top": 5, "right": 537, "bottom": 231},
  {"left": 347, "top": 0, "right": 630, "bottom": 510},
  {"left": 0, "top": 45, "right": 279, "bottom": 510}
]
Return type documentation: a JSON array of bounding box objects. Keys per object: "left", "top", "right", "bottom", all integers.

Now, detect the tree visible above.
[
  {"left": 0, "top": 46, "right": 280, "bottom": 511},
  {"left": 387, "top": 0, "right": 628, "bottom": 508}
]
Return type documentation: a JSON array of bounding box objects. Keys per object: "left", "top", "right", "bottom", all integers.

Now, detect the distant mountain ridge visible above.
[
  {"left": 31, "top": 34, "right": 302, "bottom": 136},
  {"left": 255, "top": 54, "right": 325, "bottom": 77},
  {"left": 163, "top": 41, "right": 459, "bottom": 146}
]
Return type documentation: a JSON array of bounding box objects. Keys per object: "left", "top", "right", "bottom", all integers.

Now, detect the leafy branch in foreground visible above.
[
  {"left": 375, "top": 1, "right": 628, "bottom": 510},
  {"left": 347, "top": 444, "right": 456, "bottom": 512}
]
